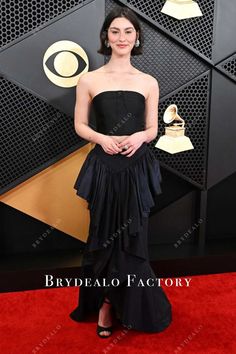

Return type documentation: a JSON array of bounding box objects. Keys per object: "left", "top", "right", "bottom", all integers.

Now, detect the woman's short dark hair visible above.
[{"left": 97, "top": 7, "right": 143, "bottom": 56}]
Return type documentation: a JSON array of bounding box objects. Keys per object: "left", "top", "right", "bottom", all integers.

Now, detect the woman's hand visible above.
[
  {"left": 100, "top": 135, "right": 123, "bottom": 155},
  {"left": 117, "top": 131, "right": 147, "bottom": 157},
  {"left": 110, "top": 135, "right": 129, "bottom": 144}
]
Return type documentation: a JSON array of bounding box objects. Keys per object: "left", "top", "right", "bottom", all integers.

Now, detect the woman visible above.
[{"left": 69, "top": 7, "right": 172, "bottom": 338}]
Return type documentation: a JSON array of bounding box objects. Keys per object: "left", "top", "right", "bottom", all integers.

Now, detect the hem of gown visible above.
[
  {"left": 69, "top": 273, "right": 173, "bottom": 334},
  {"left": 69, "top": 307, "right": 172, "bottom": 333}
]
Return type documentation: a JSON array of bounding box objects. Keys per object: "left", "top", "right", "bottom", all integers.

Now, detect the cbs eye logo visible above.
[{"left": 43, "top": 40, "right": 89, "bottom": 88}]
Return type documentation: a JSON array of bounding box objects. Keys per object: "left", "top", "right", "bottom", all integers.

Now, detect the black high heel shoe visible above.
[{"left": 97, "top": 298, "right": 113, "bottom": 338}]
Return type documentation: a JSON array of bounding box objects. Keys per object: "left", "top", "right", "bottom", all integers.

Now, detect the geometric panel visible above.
[
  {"left": 1, "top": 77, "right": 82, "bottom": 194},
  {"left": 149, "top": 72, "right": 210, "bottom": 188},
  {"left": 217, "top": 54, "right": 236, "bottom": 83},
  {"left": 206, "top": 171, "right": 236, "bottom": 240},
  {"left": 0, "top": 0, "right": 104, "bottom": 118},
  {"left": 132, "top": 21, "right": 209, "bottom": 98},
  {"left": 0, "top": 0, "right": 88, "bottom": 49},
  {"left": 1, "top": 144, "right": 93, "bottom": 242},
  {"left": 212, "top": 0, "right": 236, "bottom": 64},
  {"left": 207, "top": 69, "right": 236, "bottom": 189},
  {"left": 122, "top": 0, "right": 215, "bottom": 60}
]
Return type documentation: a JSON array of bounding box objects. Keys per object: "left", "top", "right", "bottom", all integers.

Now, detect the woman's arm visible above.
[
  {"left": 117, "top": 76, "right": 160, "bottom": 157},
  {"left": 74, "top": 73, "right": 104, "bottom": 145},
  {"left": 140, "top": 76, "right": 160, "bottom": 143}
]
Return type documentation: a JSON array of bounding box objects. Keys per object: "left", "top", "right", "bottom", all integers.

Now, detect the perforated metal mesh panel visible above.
[
  {"left": 0, "top": 0, "right": 88, "bottom": 48},
  {"left": 0, "top": 0, "right": 94, "bottom": 194},
  {"left": 217, "top": 54, "right": 236, "bottom": 83},
  {"left": 1, "top": 77, "right": 79, "bottom": 193},
  {"left": 118, "top": 0, "right": 215, "bottom": 60},
  {"left": 150, "top": 73, "right": 210, "bottom": 187}
]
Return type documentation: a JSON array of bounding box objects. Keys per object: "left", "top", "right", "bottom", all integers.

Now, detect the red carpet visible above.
[{"left": 0, "top": 272, "right": 235, "bottom": 354}]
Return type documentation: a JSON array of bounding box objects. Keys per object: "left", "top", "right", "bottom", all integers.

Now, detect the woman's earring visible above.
[
  {"left": 105, "top": 39, "right": 110, "bottom": 48},
  {"left": 135, "top": 39, "right": 140, "bottom": 47}
]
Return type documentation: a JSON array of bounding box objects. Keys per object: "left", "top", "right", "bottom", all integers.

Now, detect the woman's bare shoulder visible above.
[
  {"left": 142, "top": 72, "right": 159, "bottom": 86},
  {"left": 134, "top": 70, "right": 158, "bottom": 86},
  {"left": 78, "top": 70, "right": 95, "bottom": 82},
  {"left": 78, "top": 68, "right": 105, "bottom": 87},
  {"left": 134, "top": 72, "right": 159, "bottom": 98},
  {"left": 76, "top": 71, "right": 100, "bottom": 94},
  {"left": 84, "top": 67, "right": 106, "bottom": 77}
]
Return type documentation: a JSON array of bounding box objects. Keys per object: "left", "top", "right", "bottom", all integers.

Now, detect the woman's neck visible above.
[{"left": 104, "top": 55, "right": 135, "bottom": 73}]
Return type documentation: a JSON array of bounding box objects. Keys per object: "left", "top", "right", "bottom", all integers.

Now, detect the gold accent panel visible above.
[{"left": 1, "top": 143, "right": 95, "bottom": 242}]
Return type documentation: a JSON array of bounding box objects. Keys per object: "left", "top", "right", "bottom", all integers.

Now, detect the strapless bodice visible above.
[{"left": 90, "top": 90, "right": 146, "bottom": 136}]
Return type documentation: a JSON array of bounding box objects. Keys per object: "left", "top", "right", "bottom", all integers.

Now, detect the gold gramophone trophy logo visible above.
[{"left": 155, "top": 104, "right": 194, "bottom": 154}]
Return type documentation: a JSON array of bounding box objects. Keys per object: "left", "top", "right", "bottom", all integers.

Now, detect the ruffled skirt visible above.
[{"left": 69, "top": 142, "right": 172, "bottom": 332}]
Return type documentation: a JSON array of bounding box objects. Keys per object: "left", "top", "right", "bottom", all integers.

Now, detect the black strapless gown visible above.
[{"left": 69, "top": 90, "right": 172, "bottom": 333}]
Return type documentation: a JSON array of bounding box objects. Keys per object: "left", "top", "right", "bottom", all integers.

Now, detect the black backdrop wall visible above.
[{"left": 0, "top": 0, "right": 236, "bottom": 289}]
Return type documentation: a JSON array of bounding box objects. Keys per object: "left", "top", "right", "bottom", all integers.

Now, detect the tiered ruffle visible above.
[{"left": 73, "top": 143, "right": 162, "bottom": 258}]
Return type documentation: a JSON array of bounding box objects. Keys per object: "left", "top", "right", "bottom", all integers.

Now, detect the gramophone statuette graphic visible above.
[{"left": 155, "top": 104, "right": 194, "bottom": 154}]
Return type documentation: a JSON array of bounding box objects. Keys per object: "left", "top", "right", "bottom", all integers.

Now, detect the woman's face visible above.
[{"left": 107, "top": 17, "right": 138, "bottom": 55}]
